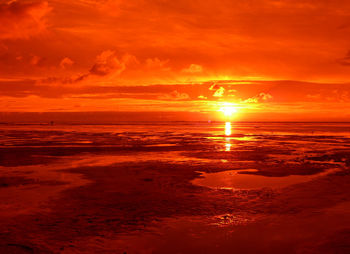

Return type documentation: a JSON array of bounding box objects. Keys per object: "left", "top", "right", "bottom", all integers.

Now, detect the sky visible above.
[{"left": 1, "top": 0, "right": 350, "bottom": 121}]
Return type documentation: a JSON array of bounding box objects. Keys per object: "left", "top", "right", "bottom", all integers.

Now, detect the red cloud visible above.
[
  {"left": 60, "top": 57, "right": 74, "bottom": 69},
  {"left": 40, "top": 50, "right": 138, "bottom": 84},
  {"left": 89, "top": 50, "right": 128, "bottom": 76},
  {"left": 0, "top": 1, "right": 51, "bottom": 40}
]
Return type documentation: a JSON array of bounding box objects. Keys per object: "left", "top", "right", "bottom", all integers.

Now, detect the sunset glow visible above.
[
  {"left": 1, "top": 1, "right": 350, "bottom": 253},
  {"left": 0, "top": 0, "right": 349, "bottom": 121}
]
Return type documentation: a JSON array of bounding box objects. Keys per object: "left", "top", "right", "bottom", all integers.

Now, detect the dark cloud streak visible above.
[{"left": 0, "top": 1, "right": 51, "bottom": 40}]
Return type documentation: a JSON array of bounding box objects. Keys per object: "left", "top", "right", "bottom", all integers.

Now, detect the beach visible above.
[{"left": 0, "top": 122, "right": 349, "bottom": 253}]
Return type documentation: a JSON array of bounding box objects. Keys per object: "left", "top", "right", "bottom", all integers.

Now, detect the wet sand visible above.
[{"left": 0, "top": 122, "right": 349, "bottom": 253}]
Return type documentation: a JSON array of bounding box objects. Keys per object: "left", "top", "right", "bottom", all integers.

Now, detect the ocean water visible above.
[
  {"left": 1, "top": 121, "right": 349, "bottom": 179},
  {"left": 0, "top": 122, "right": 350, "bottom": 253},
  {"left": 1, "top": 121, "right": 349, "bottom": 190},
  {"left": 1, "top": 121, "right": 350, "bottom": 145}
]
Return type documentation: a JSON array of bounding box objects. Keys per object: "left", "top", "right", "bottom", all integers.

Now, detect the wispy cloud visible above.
[
  {"left": 243, "top": 92, "right": 273, "bottom": 103},
  {"left": 158, "top": 90, "right": 190, "bottom": 101},
  {"left": 182, "top": 64, "right": 203, "bottom": 73},
  {"left": 213, "top": 87, "right": 225, "bottom": 97}
]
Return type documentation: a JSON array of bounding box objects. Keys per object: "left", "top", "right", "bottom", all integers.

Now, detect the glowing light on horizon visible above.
[
  {"left": 218, "top": 102, "right": 238, "bottom": 120},
  {"left": 220, "top": 106, "right": 237, "bottom": 117}
]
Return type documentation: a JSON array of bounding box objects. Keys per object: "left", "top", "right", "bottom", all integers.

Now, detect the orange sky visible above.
[{"left": 1, "top": 0, "right": 350, "bottom": 121}]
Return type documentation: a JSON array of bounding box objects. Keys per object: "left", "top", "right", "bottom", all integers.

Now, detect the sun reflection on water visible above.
[
  {"left": 224, "top": 122, "right": 232, "bottom": 151},
  {"left": 225, "top": 122, "right": 232, "bottom": 136},
  {"left": 225, "top": 140, "right": 231, "bottom": 151}
]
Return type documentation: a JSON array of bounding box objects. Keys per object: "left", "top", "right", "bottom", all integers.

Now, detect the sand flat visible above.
[{"left": 0, "top": 122, "right": 349, "bottom": 253}]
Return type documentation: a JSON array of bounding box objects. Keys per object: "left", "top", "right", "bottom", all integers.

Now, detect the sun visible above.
[{"left": 219, "top": 105, "right": 237, "bottom": 117}]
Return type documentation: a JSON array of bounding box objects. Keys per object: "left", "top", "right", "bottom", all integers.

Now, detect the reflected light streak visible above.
[
  {"left": 225, "top": 122, "right": 232, "bottom": 136},
  {"left": 225, "top": 141, "right": 231, "bottom": 151},
  {"left": 225, "top": 122, "right": 232, "bottom": 151}
]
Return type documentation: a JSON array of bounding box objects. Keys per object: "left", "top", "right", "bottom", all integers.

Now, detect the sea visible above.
[
  {"left": 0, "top": 122, "right": 350, "bottom": 253},
  {"left": 1, "top": 121, "right": 349, "bottom": 188}
]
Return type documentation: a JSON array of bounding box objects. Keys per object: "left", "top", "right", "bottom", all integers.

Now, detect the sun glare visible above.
[{"left": 219, "top": 104, "right": 237, "bottom": 118}]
